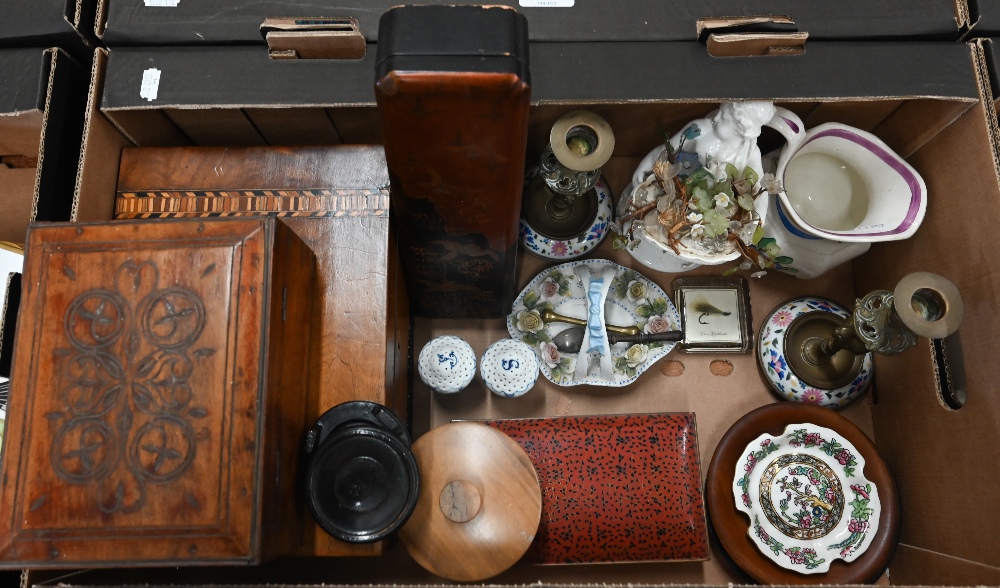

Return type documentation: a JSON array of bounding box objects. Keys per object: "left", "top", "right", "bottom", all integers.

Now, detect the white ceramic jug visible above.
[
  {"left": 752, "top": 190, "right": 871, "bottom": 280},
  {"left": 751, "top": 118, "right": 927, "bottom": 278},
  {"left": 773, "top": 122, "right": 926, "bottom": 242}
]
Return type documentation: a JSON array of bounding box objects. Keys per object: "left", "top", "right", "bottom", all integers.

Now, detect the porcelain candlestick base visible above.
[{"left": 758, "top": 297, "right": 874, "bottom": 408}]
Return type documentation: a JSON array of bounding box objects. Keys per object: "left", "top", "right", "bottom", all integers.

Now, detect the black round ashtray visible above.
[{"left": 303, "top": 401, "right": 419, "bottom": 543}]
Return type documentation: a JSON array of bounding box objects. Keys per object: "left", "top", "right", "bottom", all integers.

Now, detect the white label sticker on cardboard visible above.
[
  {"left": 519, "top": 0, "right": 574, "bottom": 6},
  {"left": 140, "top": 68, "right": 161, "bottom": 102},
  {"left": 144, "top": 0, "right": 180, "bottom": 6}
]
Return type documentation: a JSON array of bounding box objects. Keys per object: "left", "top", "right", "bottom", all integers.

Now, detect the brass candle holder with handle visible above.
[{"left": 758, "top": 272, "right": 963, "bottom": 408}]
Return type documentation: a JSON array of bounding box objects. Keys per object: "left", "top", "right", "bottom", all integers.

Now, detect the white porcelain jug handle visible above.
[{"left": 767, "top": 107, "right": 806, "bottom": 174}]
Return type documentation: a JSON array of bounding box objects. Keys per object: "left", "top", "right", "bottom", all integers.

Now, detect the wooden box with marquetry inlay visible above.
[
  {"left": 0, "top": 218, "right": 314, "bottom": 567},
  {"left": 111, "top": 144, "right": 411, "bottom": 558}
]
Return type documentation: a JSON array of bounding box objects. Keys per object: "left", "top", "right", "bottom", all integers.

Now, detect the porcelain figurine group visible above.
[{"left": 614, "top": 100, "right": 926, "bottom": 279}]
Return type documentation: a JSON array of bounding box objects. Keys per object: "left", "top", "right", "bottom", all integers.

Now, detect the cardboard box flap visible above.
[
  {"left": 0, "top": 48, "right": 50, "bottom": 115},
  {"left": 101, "top": 41, "right": 979, "bottom": 111},
  {"left": 967, "top": 0, "right": 1000, "bottom": 36},
  {"left": 0, "top": 0, "right": 97, "bottom": 62},
  {"left": 72, "top": 48, "right": 132, "bottom": 224},
  {"left": 0, "top": 0, "right": 80, "bottom": 38},
  {"left": 101, "top": 46, "right": 378, "bottom": 110},
  {"left": 982, "top": 37, "right": 1000, "bottom": 99},
  {"left": 0, "top": 48, "right": 89, "bottom": 244},
  {"left": 0, "top": 48, "right": 55, "bottom": 158},
  {"left": 99, "top": 0, "right": 963, "bottom": 45},
  {"left": 529, "top": 42, "right": 979, "bottom": 104},
  {"left": 34, "top": 48, "right": 90, "bottom": 225}
]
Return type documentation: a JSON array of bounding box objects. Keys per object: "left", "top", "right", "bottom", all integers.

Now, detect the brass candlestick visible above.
[
  {"left": 758, "top": 272, "right": 963, "bottom": 407},
  {"left": 519, "top": 111, "right": 616, "bottom": 259}
]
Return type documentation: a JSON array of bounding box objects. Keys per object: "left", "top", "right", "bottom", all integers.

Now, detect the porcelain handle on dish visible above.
[
  {"left": 573, "top": 266, "right": 616, "bottom": 381},
  {"left": 767, "top": 107, "right": 806, "bottom": 181}
]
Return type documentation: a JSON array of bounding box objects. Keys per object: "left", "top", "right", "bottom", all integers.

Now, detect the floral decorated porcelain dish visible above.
[
  {"left": 519, "top": 175, "right": 613, "bottom": 261},
  {"left": 733, "top": 423, "right": 880, "bottom": 575},
  {"left": 507, "top": 259, "right": 680, "bottom": 387},
  {"left": 757, "top": 296, "right": 873, "bottom": 408}
]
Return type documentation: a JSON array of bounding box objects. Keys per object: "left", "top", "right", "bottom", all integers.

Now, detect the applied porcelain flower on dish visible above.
[
  {"left": 757, "top": 296, "right": 873, "bottom": 408},
  {"left": 507, "top": 259, "right": 680, "bottom": 387},
  {"left": 733, "top": 423, "right": 880, "bottom": 574}
]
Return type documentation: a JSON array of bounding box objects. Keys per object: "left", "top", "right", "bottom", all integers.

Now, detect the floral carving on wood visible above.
[{"left": 48, "top": 260, "right": 211, "bottom": 513}]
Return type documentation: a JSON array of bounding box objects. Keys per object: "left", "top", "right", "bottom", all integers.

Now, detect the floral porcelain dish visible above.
[
  {"left": 519, "top": 176, "right": 613, "bottom": 261},
  {"left": 507, "top": 259, "right": 680, "bottom": 387},
  {"left": 757, "top": 296, "right": 873, "bottom": 408},
  {"left": 733, "top": 423, "right": 880, "bottom": 575}
]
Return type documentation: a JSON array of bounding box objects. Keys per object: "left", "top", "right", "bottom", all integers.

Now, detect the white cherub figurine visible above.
[{"left": 669, "top": 101, "right": 776, "bottom": 180}]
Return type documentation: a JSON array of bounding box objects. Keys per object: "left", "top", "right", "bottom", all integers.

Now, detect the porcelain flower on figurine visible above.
[
  {"left": 760, "top": 172, "right": 782, "bottom": 194},
  {"left": 615, "top": 140, "right": 766, "bottom": 264},
  {"left": 538, "top": 341, "right": 561, "bottom": 368},
  {"left": 539, "top": 276, "right": 560, "bottom": 301},
  {"left": 612, "top": 104, "right": 798, "bottom": 278}
]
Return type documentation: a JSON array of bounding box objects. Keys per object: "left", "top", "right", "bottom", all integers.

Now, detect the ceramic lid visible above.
[
  {"left": 398, "top": 422, "right": 542, "bottom": 582},
  {"left": 418, "top": 335, "right": 477, "bottom": 394},
  {"left": 480, "top": 338, "right": 539, "bottom": 398}
]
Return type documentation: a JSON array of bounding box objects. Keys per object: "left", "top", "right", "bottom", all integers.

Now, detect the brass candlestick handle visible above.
[
  {"left": 817, "top": 272, "right": 961, "bottom": 357},
  {"left": 793, "top": 272, "right": 963, "bottom": 389}
]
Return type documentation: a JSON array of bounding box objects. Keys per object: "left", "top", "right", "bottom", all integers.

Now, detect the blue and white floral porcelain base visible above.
[
  {"left": 757, "top": 297, "right": 873, "bottom": 408},
  {"left": 518, "top": 177, "right": 613, "bottom": 261},
  {"left": 480, "top": 338, "right": 539, "bottom": 398},
  {"left": 418, "top": 335, "right": 477, "bottom": 394},
  {"left": 734, "top": 423, "right": 881, "bottom": 574}
]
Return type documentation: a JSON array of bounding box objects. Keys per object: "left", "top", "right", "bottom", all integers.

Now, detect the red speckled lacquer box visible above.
[{"left": 484, "top": 413, "right": 709, "bottom": 564}]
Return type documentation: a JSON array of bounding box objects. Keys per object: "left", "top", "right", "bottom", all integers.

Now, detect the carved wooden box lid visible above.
[{"left": 0, "top": 218, "right": 314, "bottom": 567}]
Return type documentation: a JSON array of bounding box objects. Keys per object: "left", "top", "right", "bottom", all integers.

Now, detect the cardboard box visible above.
[
  {"left": 21, "top": 37, "right": 1000, "bottom": 584},
  {"left": 0, "top": 48, "right": 89, "bottom": 377},
  {"left": 967, "top": 0, "right": 1000, "bottom": 36},
  {"left": 0, "top": 0, "right": 98, "bottom": 62},
  {"left": 96, "top": 0, "right": 968, "bottom": 46},
  {"left": 0, "top": 48, "right": 90, "bottom": 245}
]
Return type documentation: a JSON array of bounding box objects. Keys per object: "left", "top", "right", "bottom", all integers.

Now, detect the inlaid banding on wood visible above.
[{"left": 114, "top": 189, "right": 390, "bottom": 219}]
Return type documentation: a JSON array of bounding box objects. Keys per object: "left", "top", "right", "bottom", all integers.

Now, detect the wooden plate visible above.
[
  {"left": 706, "top": 403, "right": 900, "bottom": 584},
  {"left": 399, "top": 422, "right": 541, "bottom": 582}
]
